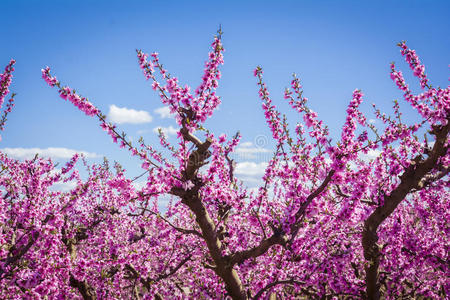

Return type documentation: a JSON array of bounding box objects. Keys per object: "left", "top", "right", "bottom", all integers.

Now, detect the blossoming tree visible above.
[
  {"left": 0, "top": 61, "right": 196, "bottom": 299},
  {"left": 1, "top": 30, "right": 448, "bottom": 299}
]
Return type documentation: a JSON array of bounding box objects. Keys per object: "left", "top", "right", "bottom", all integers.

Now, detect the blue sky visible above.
[{"left": 0, "top": 0, "right": 449, "bottom": 189}]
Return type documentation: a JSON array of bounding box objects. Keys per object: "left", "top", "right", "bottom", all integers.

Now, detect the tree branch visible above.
[
  {"left": 69, "top": 274, "right": 96, "bottom": 300},
  {"left": 252, "top": 278, "right": 304, "bottom": 299},
  {"left": 145, "top": 209, "right": 203, "bottom": 238},
  {"left": 229, "top": 169, "right": 335, "bottom": 267},
  {"left": 362, "top": 121, "right": 449, "bottom": 300},
  {"left": 229, "top": 232, "right": 288, "bottom": 267}
]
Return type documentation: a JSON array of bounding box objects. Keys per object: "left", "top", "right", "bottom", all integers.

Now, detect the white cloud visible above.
[
  {"left": 132, "top": 181, "right": 146, "bottom": 190},
  {"left": 235, "top": 161, "right": 268, "bottom": 177},
  {"left": 108, "top": 105, "right": 152, "bottom": 124},
  {"left": 239, "top": 141, "right": 253, "bottom": 147},
  {"left": 235, "top": 142, "right": 271, "bottom": 160},
  {"left": 136, "top": 129, "right": 150, "bottom": 135},
  {"left": 50, "top": 181, "right": 77, "bottom": 192},
  {"left": 359, "top": 149, "right": 381, "bottom": 162},
  {"left": 235, "top": 148, "right": 270, "bottom": 155},
  {"left": 0, "top": 147, "right": 99, "bottom": 160},
  {"left": 154, "top": 106, "right": 173, "bottom": 119},
  {"left": 368, "top": 119, "right": 376, "bottom": 124},
  {"left": 239, "top": 176, "right": 263, "bottom": 184},
  {"left": 247, "top": 186, "right": 260, "bottom": 195},
  {"left": 247, "top": 186, "right": 276, "bottom": 200},
  {"left": 153, "top": 125, "right": 178, "bottom": 137}
]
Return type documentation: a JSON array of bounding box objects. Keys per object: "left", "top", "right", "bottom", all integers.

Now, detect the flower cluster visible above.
[
  {"left": 390, "top": 43, "right": 449, "bottom": 126},
  {"left": 398, "top": 41, "right": 429, "bottom": 89},
  {"left": 137, "top": 35, "right": 224, "bottom": 131},
  {"left": 0, "top": 60, "right": 16, "bottom": 136},
  {"left": 41, "top": 67, "right": 99, "bottom": 117},
  {"left": 0, "top": 59, "right": 15, "bottom": 108}
]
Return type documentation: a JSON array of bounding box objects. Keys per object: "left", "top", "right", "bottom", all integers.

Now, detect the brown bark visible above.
[
  {"left": 172, "top": 128, "right": 247, "bottom": 299},
  {"left": 362, "top": 122, "right": 449, "bottom": 299},
  {"left": 182, "top": 194, "right": 247, "bottom": 299},
  {"left": 69, "top": 274, "right": 96, "bottom": 300}
]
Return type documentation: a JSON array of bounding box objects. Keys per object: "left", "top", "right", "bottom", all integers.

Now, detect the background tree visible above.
[{"left": 0, "top": 29, "right": 448, "bottom": 299}]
